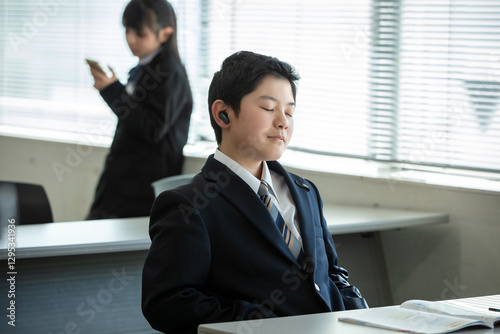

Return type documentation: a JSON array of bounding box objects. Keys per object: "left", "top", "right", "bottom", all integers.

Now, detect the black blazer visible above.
[
  {"left": 88, "top": 52, "right": 193, "bottom": 218},
  {"left": 142, "top": 155, "right": 367, "bottom": 334}
]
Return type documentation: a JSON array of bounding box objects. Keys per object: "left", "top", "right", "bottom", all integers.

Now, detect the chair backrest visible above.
[
  {"left": 151, "top": 174, "right": 196, "bottom": 197},
  {"left": 0, "top": 181, "right": 53, "bottom": 225}
]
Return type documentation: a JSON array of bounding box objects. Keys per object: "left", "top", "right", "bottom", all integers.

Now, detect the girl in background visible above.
[{"left": 86, "top": 0, "right": 193, "bottom": 219}]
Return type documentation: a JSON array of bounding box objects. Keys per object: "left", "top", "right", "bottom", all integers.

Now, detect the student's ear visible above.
[
  {"left": 212, "top": 100, "right": 231, "bottom": 128},
  {"left": 159, "top": 26, "right": 173, "bottom": 43}
]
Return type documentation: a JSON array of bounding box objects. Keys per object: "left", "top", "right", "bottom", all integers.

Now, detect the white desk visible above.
[
  {"left": 0, "top": 216, "right": 149, "bottom": 259},
  {"left": 198, "top": 295, "right": 500, "bottom": 334},
  {"left": 0, "top": 204, "right": 448, "bottom": 259}
]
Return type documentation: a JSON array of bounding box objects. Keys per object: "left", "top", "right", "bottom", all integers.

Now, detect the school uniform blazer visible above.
[
  {"left": 88, "top": 53, "right": 193, "bottom": 218},
  {"left": 142, "top": 155, "right": 368, "bottom": 334}
]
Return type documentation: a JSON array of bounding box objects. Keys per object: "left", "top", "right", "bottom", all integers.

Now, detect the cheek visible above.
[
  {"left": 236, "top": 123, "right": 261, "bottom": 148},
  {"left": 146, "top": 37, "right": 160, "bottom": 49},
  {"left": 137, "top": 37, "right": 150, "bottom": 47}
]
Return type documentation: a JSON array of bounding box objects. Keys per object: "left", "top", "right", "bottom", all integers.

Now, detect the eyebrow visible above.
[{"left": 257, "top": 95, "right": 296, "bottom": 107}]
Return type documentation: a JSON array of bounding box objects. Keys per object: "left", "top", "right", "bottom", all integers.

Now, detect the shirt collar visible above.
[
  {"left": 138, "top": 47, "right": 161, "bottom": 66},
  {"left": 260, "top": 160, "right": 279, "bottom": 201},
  {"left": 213, "top": 149, "right": 279, "bottom": 201}
]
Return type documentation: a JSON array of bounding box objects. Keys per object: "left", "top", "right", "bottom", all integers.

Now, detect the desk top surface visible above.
[
  {"left": 197, "top": 308, "right": 499, "bottom": 334},
  {"left": 0, "top": 204, "right": 448, "bottom": 259},
  {"left": 198, "top": 295, "right": 500, "bottom": 334}
]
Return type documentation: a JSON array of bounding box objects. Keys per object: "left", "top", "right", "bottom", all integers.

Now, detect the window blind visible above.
[
  {"left": 395, "top": 0, "right": 500, "bottom": 172},
  {"left": 0, "top": 0, "right": 130, "bottom": 139},
  {"left": 1, "top": 0, "right": 499, "bottom": 183},
  {"left": 204, "top": 0, "right": 500, "bottom": 174},
  {"left": 203, "top": 0, "right": 373, "bottom": 156}
]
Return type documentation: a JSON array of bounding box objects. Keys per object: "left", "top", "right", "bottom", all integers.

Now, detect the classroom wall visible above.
[{"left": 1, "top": 135, "right": 499, "bottom": 304}]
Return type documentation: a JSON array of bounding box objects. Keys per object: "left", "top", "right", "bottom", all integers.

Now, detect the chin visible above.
[{"left": 266, "top": 150, "right": 285, "bottom": 161}]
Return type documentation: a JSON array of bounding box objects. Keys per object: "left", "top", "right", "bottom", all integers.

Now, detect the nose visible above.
[{"left": 274, "top": 109, "right": 289, "bottom": 129}]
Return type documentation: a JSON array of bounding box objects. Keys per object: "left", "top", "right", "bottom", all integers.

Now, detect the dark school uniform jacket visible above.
[
  {"left": 88, "top": 52, "right": 193, "bottom": 218},
  {"left": 142, "top": 155, "right": 368, "bottom": 334}
]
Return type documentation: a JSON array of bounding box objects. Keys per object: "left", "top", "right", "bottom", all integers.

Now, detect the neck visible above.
[
  {"left": 218, "top": 145, "right": 263, "bottom": 179},
  {"left": 139, "top": 47, "right": 161, "bottom": 63},
  {"left": 245, "top": 162, "right": 263, "bottom": 179}
]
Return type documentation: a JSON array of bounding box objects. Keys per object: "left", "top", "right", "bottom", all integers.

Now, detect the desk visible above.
[
  {"left": 0, "top": 204, "right": 448, "bottom": 259},
  {"left": 0, "top": 216, "right": 149, "bottom": 259},
  {"left": 0, "top": 205, "right": 448, "bottom": 334},
  {"left": 198, "top": 295, "right": 500, "bottom": 334},
  {"left": 324, "top": 204, "right": 448, "bottom": 235}
]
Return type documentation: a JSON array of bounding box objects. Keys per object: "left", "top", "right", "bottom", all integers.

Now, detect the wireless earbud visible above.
[{"left": 219, "top": 111, "right": 230, "bottom": 124}]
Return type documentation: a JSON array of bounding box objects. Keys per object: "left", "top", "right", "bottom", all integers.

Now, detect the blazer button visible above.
[
  {"left": 315, "top": 283, "right": 320, "bottom": 292},
  {"left": 295, "top": 179, "right": 310, "bottom": 191}
]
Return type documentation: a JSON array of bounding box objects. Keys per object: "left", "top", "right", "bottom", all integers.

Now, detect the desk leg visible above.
[{"left": 332, "top": 232, "right": 393, "bottom": 307}]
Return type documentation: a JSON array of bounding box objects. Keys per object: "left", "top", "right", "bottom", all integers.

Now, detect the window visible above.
[
  {"left": 369, "top": 0, "right": 500, "bottom": 189},
  {"left": 1, "top": 0, "right": 499, "bottom": 189},
  {"left": 1, "top": 0, "right": 131, "bottom": 142}
]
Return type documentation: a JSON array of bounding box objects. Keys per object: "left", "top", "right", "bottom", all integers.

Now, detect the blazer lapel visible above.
[
  {"left": 268, "top": 161, "right": 317, "bottom": 263},
  {"left": 202, "top": 156, "right": 297, "bottom": 263}
]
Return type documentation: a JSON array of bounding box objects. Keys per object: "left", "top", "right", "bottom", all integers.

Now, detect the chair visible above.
[
  {"left": 151, "top": 174, "right": 196, "bottom": 197},
  {"left": 0, "top": 181, "right": 53, "bottom": 225}
]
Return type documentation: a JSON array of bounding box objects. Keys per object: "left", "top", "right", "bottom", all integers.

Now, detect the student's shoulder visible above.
[
  {"left": 141, "top": 53, "right": 178, "bottom": 77},
  {"left": 152, "top": 53, "right": 184, "bottom": 73},
  {"left": 153, "top": 56, "right": 190, "bottom": 91},
  {"left": 155, "top": 172, "right": 204, "bottom": 196},
  {"left": 150, "top": 172, "right": 221, "bottom": 226},
  {"left": 269, "top": 160, "right": 316, "bottom": 192},
  {"left": 279, "top": 166, "right": 322, "bottom": 199}
]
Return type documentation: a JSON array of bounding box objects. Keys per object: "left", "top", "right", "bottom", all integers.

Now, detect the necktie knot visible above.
[
  {"left": 128, "top": 64, "right": 145, "bottom": 83},
  {"left": 258, "top": 180, "right": 270, "bottom": 198},
  {"left": 258, "top": 180, "right": 274, "bottom": 215}
]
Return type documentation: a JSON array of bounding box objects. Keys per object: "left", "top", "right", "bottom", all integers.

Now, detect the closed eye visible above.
[{"left": 262, "top": 107, "right": 273, "bottom": 111}]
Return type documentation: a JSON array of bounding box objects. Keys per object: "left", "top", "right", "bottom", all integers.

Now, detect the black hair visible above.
[
  {"left": 122, "top": 0, "right": 181, "bottom": 62},
  {"left": 208, "top": 51, "right": 300, "bottom": 145}
]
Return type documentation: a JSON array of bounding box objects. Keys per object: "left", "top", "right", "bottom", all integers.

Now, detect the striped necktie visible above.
[
  {"left": 258, "top": 180, "right": 302, "bottom": 259},
  {"left": 128, "top": 64, "right": 145, "bottom": 84}
]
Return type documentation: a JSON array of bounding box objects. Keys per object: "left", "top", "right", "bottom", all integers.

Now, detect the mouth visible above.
[{"left": 268, "top": 135, "right": 285, "bottom": 142}]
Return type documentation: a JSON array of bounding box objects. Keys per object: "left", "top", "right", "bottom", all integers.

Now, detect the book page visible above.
[
  {"left": 402, "top": 299, "right": 499, "bottom": 326},
  {"left": 339, "top": 307, "right": 487, "bottom": 334},
  {"left": 445, "top": 295, "right": 500, "bottom": 312},
  {"left": 444, "top": 295, "right": 500, "bottom": 324}
]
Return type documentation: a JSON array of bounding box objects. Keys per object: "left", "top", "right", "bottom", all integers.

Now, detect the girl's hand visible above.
[{"left": 90, "top": 66, "right": 118, "bottom": 91}]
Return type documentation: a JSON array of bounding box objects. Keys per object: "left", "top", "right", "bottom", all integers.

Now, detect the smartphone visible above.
[{"left": 85, "top": 58, "right": 106, "bottom": 75}]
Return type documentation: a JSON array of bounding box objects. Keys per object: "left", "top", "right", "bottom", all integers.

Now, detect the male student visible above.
[{"left": 141, "top": 51, "right": 368, "bottom": 334}]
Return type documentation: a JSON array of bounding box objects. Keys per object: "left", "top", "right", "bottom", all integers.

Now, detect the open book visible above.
[{"left": 339, "top": 299, "right": 500, "bottom": 334}]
